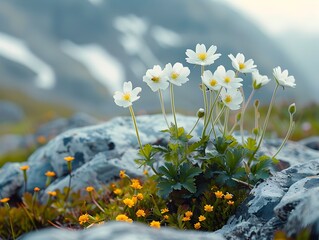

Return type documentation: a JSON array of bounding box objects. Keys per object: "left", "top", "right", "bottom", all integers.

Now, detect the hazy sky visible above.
[{"left": 222, "top": 0, "right": 319, "bottom": 35}]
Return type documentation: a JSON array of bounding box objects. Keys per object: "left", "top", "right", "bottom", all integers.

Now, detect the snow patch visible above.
[
  {"left": 151, "top": 26, "right": 182, "bottom": 48},
  {"left": 114, "top": 15, "right": 160, "bottom": 65},
  {"left": 61, "top": 41, "right": 124, "bottom": 94},
  {"left": 0, "top": 32, "right": 55, "bottom": 89}
]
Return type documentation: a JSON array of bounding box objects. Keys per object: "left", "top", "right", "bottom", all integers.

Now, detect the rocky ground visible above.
[{"left": 1, "top": 114, "right": 319, "bottom": 240}]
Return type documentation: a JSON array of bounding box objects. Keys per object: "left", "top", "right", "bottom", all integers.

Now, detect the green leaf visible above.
[{"left": 244, "top": 137, "right": 257, "bottom": 151}]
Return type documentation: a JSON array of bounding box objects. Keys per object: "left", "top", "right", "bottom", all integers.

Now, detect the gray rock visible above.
[
  {"left": 299, "top": 136, "right": 319, "bottom": 151},
  {"left": 35, "top": 112, "right": 99, "bottom": 140},
  {"left": 0, "top": 100, "right": 24, "bottom": 123},
  {"left": 217, "top": 160, "right": 319, "bottom": 240},
  {"left": 20, "top": 222, "right": 225, "bottom": 240},
  {"left": 0, "top": 114, "right": 202, "bottom": 198}
]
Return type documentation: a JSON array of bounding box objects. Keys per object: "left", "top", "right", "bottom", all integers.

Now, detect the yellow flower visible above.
[
  {"left": 64, "top": 156, "right": 74, "bottom": 162},
  {"left": 214, "top": 191, "right": 224, "bottom": 199},
  {"left": 227, "top": 200, "right": 235, "bottom": 205},
  {"left": 79, "top": 213, "right": 89, "bottom": 225},
  {"left": 86, "top": 186, "right": 95, "bottom": 192},
  {"left": 136, "top": 209, "right": 146, "bottom": 217},
  {"left": 20, "top": 165, "right": 29, "bottom": 171},
  {"left": 34, "top": 187, "right": 40, "bottom": 192},
  {"left": 37, "top": 135, "right": 47, "bottom": 144},
  {"left": 45, "top": 171, "right": 56, "bottom": 177},
  {"left": 0, "top": 198, "right": 10, "bottom": 203},
  {"left": 150, "top": 220, "right": 161, "bottom": 228},
  {"left": 182, "top": 216, "right": 191, "bottom": 221},
  {"left": 119, "top": 170, "right": 126, "bottom": 179},
  {"left": 204, "top": 204, "right": 214, "bottom": 212},
  {"left": 123, "top": 198, "right": 135, "bottom": 208},
  {"left": 224, "top": 192, "right": 233, "bottom": 200},
  {"left": 161, "top": 208, "right": 169, "bottom": 214},
  {"left": 198, "top": 215, "right": 206, "bottom": 222},
  {"left": 47, "top": 191, "right": 57, "bottom": 197},
  {"left": 116, "top": 214, "right": 129, "bottom": 221},
  {"left": 163, "top": 215, "right": 169, "bottom": 220},
  {"left": 130, "top": 179, "right": 142, "bottom": 189},
  {"left": 185, "top": 211, "right": 193, "bottom": 218},
  {"left": 194, "top": 222, "right": 201, "bottom": 230},
  {"left": 136, "top": 193, "right": 144, "bottom": 200},
  {"left": 113, "top": 188, "right": 122, "bottom": 195},
  {"left": 143, "top": 170, "right": 148, "bottom": 175},
  {"left": 132, "top": 196, "right": 138, "bottom": 204}
]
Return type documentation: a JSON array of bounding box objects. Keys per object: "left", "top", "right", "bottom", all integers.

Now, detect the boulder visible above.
[{"left": 216, "top": 160, "right": 319, "bottom": 240}]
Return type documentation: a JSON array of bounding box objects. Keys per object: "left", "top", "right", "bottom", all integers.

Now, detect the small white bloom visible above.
[
  {"left": 228, "top": 53, "right": 257, "bottom": 73},
  {"left": 252, "top": 71, "right": 271, "bottom": 89},
  {"left": 201, "top": 70, "right": 222, "bottom": 91},
  {"left": 215, "top": 65, "right": 243, "bottom": 89},
  {"left": 164, "top": 62, "right": 190, "bottom": 86},
  {"left": 220, "top": 88, "right": 243, "bottom": 110},
  {"left": 113, "top": 81, "right": 141, "bottom": 108},
  {"left": 143, "top": 65, "right": 169, "bottom": 92},
  {"left": 273, "top": 66, "right": 296, "bottom": 88},
  {"left": 185, "top": 43, "right": 221, "bottom": 66}
]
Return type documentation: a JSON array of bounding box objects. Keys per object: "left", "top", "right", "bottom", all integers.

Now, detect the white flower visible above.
[
  {"left": 252, "top": 71, "right": 271, "bottom": 89},
  {"left": 201, "top": 70, "right": 222, "bottom": 91},
  {"left": 228, "top": 53, "right": 257, "bottom": 73},
  {"left": 220, "top": 88, "right": 243, "bottom": 110},
  {"left": 164, "top": 62, "right": 190, "bottom": 86},
  {"left": 143, "top": 65, "right": 169, "bottom": 92},
  {"left": 215, "top": 65, "right": 243, "bottom": 89},
  {"left": 273, "top": 66, "right": 296, "bottom": 88},
  {"left": 113, "top": 81, "right": 141, "bottom": 108},
  {"left": 185, "top": 44, "right": 221, "bottom": 66}
]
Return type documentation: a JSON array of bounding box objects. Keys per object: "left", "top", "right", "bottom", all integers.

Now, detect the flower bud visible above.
[
  {"left": 254, "top": 100, "right": 259, "bottom": 108},
  {"left": 197, "top": 108, "right": 205, "bottom": 118},
  {"left": 252, "top": 128, "right": 259, "bottom": 136},
  {"left": 236, "top": 113, "right": 241, "bottom": 122},
  {"left": 288, "top": 103, "right": 296, "bottom": 116}
]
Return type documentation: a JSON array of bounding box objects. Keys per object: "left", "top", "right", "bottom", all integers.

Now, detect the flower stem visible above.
[
  {"left": 188, "top": 117, "right": 200, "bottom": 136},
  {"left": 158, "top": 90, "right": 170, "bottom": 128},
  {"left": 249, "top": 84, "right": 279, "bottom": 163},
  {"left": 64, "top": 173, "right": 72, "bottom": 203},
  {"left": 223, "top": 108, "right": 230, "bottom": 137},
  {"left": 240, "top": 89, "right": 255, "bottom": 144},
  {"left": 201, "top": 65, "right": 208, "bottom": 130},
  {"left": 129, "top": 105, "right": 144, "bottom": 153},
  {"left": 169, "top": 83, "right": 178, "bottom": 136},
  {"left": 202, "top": 88, "right": 222, "bottom": 138},
  {"left": 272, "top": 116, "right": 295, "bottom": 159}
]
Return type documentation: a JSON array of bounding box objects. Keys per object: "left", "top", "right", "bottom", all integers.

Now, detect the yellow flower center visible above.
[
  {"left": 122, "top": 92, "right": 131, "bottom": 101},
  {"left": 239, "top": 63, "right": 245, "bottom": 70},
  {"left": 151, "top": 76, "right": 160, "bottom": 82},
  {"left": 224, "top": 77, "right": 231, "bottom": 83},
  {"left": 197, "top": 52, "right": 207, "bottom": 61},
  {"left": 171, "top": 72, "right": 179, "bottom": 80},
  {"left": 210, "top": 79, "right": 217, "bottom": 86},
  {"left": 224, "top": 95, "right": 232, "bottom": 104}
]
